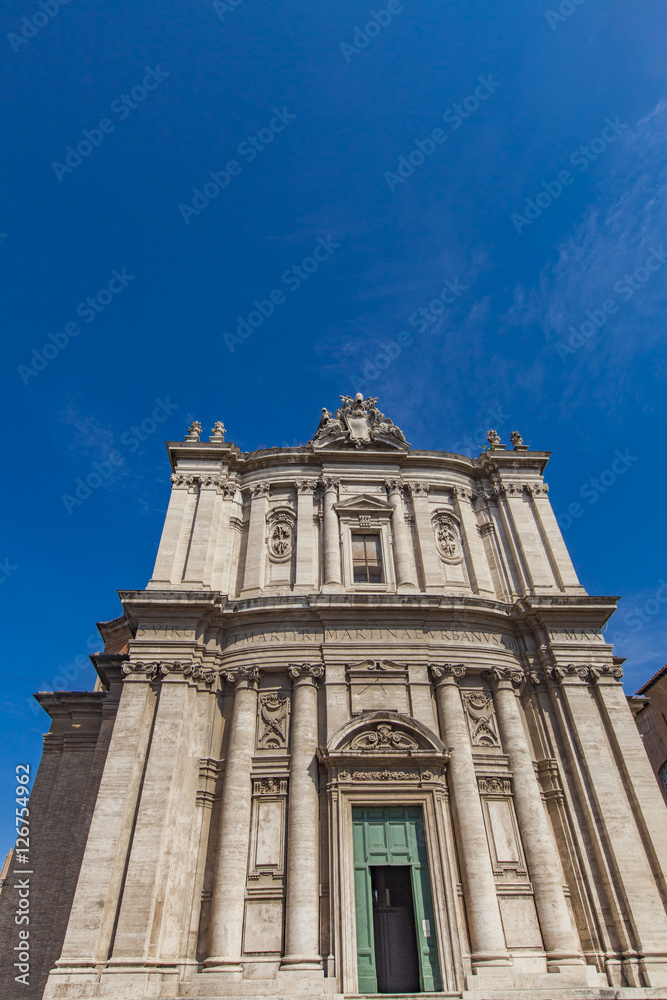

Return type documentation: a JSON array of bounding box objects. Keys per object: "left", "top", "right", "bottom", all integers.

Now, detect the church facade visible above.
[{"left": 10, "top": 395, "right": 667, "bottom": 1000}]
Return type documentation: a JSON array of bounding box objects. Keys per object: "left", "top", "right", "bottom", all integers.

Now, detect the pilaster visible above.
[
  {"left": 409, "top": 483, "right": 442, "bottom": 592},
  {"left": 450, "top": 486, "right": 495, "bottom": 597},
  {"left": 295, "top": 480, "right": 318, "bottom": 590},
  {"left": 241, "top": 482, "right": 270, "bottom": 597},
  {"left": 385, "top": 479, "right": 417, "bottom": 590}
]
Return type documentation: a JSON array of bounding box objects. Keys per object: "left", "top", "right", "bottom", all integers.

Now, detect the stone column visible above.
[
  {"left": 451, "top": 486, "right": 495, "bottom": 597},
  {"left": 281, "top": 663, "right": 324, "bottom": 970},
  {"left": 295, "top": 480, "right": 318, "bottom": 589},
  {"left": 486, "top": 667, "right": 583, "bottom": 966},
  {"left": 385, "top": 479, "right": 417, "bottom": 589},
  {"left": 241, "top": 482, "right": 270, "bottom": 596},
  {"left": 409, "top": 482, "right": 442, "bottom": 591},
  {"left": 430, "top": 664, "right": 510, "bottom": 967},
  {"left": 205, "top": 667, "right": 261, "bottom": 973},
  {"left": 322, "top": 478, "right": 342, "bottom": 588}
]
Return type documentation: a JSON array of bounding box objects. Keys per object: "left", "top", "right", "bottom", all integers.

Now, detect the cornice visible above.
[{"left": 165, "top": 440, "right": 551, "bottom": 479}]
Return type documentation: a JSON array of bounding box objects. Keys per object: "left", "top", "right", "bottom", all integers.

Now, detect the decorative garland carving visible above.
[
  {"left": 349, "top": 723, "right": 419, "bottom": 752},
  {"left": 257, "top": 693, "right": 289, "bottom": 750},
  {"left": 462, "top": 692, "right": 500, "bottom": 748},
  {"left": 478, "top": 776, "right": 511, "bottom": 795},
  {"left": 433, "top": 514, "right": 463, "bottom": 562},
  {"left": 267, "top": 510, "right": 295, "bottom": 562},
  {"left": 339, "top": 768, "right": 429, "bottom": 782}
]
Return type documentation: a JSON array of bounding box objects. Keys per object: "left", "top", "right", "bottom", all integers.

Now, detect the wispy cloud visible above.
[{"left": 503, "top": 99, "right": 667, "bottom": 412}]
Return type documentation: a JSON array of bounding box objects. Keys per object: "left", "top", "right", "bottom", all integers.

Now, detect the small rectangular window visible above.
[{"left": 352, "top": 534, "right": 383, "bottom": 584}]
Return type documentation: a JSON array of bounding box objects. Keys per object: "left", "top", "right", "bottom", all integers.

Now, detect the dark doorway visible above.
[{"left": 370, "top": 865, "right": 420, "bottom": 993}]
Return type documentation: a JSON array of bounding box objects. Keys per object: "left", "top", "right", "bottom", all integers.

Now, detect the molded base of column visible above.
[
  {"left": 545, "top": 949, "right": 587, "bottom": 969},
  {"left": 470, "top": 950, "right": 513, "bottom": 968},
  {"left": 202, "top": 957, "right": 244, "bottom": 974},
  {"left": 280, "top": 954, "right": 323, "bottom": 971}
]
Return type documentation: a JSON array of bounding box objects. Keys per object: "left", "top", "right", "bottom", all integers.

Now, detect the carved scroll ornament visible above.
[{"left": 349, "top": 723, "right": 419, "bottom": 752}]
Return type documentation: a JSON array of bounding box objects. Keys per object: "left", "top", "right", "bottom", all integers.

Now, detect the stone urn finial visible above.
[
  {"left": 487, "top": 429, "right": 501, "bottom": 447},
  {"left": 210, "top": 421, "right": 226, "bottom": 443},
  {"left": 185, "top": 421, "right": 202, "bottom": 443}
]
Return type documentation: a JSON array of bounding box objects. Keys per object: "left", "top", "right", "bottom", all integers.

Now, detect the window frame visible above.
[{"left": 351, "top": 532, "right": 385, "bottom": 585}]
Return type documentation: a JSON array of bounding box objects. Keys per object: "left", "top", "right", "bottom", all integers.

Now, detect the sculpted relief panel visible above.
[
  {"left": 256, "top": 693, "right": 290, "bottom": 750},
  {"left": 462, "top": 691, "right": 501, "bottom": 748}
]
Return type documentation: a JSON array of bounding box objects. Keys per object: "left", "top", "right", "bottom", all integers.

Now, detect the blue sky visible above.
[{"left": 2, "top": 0, "right": 666, "bottom": 852}]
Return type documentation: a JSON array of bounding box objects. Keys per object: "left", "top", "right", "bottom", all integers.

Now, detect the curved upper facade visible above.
[{"left": 148, "top": 393, "right": 584, "bottom": 601}]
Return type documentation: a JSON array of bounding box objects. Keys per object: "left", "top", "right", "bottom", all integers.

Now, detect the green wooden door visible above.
[{"left": 352, "top": 807, "right": 442, "bottom": 993}]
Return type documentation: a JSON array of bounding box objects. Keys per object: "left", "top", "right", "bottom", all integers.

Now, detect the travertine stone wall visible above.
[{"left": 20, "top": 408, "right": 667, "bottom": 1000}]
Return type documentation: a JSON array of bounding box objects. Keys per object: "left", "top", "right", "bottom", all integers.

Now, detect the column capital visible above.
[
  {"left": 322, "top": 476, "right": 340, "bottom": 494},
  {"left": 288, "top": 662, "right": 325, "bottom": 682},
  {"left": 408, "top": 481, "right": 430, "bottom": 497},
  {"left": 223, "top": 666, "right": 261, "bottom": 689},
  {"left": 251, "top": 481, "right": 271, "bottom": 499},
  {"left": 547, "top": 663, "right": 623, "bottom": 685},
  {"left": 170, "top": 473, "right": 199, "bottom": 492},
  {"left": 429, "top": 662, "right": 466, "bottom": 684},
  {"left": 160, "top": 660, "right": 218, "bottom": 686},
  {"left": 384, "top": 478, "right": 404, "bottom": 496},
  {"left": 121, "top": 660, "right": 161, "bottom": 681},
  {"left": 296, "top": 479, "right": 318, "bottom": 494},
  {"left": 483, "top": 666, "right": 524, "bottom": 688},
  {"left": 449, "top": 485, "right": 473, "bottom": 503},
  {"left": 222, "top": 482, "right": 238, "bottom": 501},
  {"left": 200, "top": 474, "right": 226, "bottom": 491},
  {"left": 525, "top": 482, "right": 550, "bottom": 499}
]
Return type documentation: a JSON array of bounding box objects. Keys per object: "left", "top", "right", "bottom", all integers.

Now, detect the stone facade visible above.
[{"left": 5, "top": 395, "right": 667, "bottom": 1000}]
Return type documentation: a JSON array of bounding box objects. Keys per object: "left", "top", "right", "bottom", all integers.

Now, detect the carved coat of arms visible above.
[{"left": 311, "top": 394, "right": 409, "bottom": 451}]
